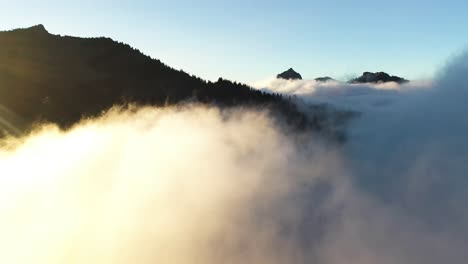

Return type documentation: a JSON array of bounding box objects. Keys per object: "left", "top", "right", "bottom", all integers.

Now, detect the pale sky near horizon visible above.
[{"left": 1, "top": 0, "right": 467, "bottom": 83}]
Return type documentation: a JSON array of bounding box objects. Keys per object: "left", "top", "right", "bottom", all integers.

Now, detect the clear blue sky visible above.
[{"left": 1, "top": 0, "right": 468, "bottom": 82}]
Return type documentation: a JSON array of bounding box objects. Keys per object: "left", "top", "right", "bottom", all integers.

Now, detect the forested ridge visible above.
[{"left": 0, "top": 25, "right": 338, "bottom": 136}]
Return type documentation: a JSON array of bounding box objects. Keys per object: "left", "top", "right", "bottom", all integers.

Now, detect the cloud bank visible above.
[
  {"left": 1, "top": 53, "right": 468, "bottom": 264},
  {"left": 0, "top": 106, "right": 345, "bottom": 264},
  {"left": 252, "top": 77, "right": 431, "bottom": 112}
]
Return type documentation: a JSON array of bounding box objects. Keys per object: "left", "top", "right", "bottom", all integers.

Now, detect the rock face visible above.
[
  {"left": 314, "top": 77, "right": 335, "bottom": 82},
  {"left": 350, "top": 72, "right": 409, "bottom": 84},
  {"left": 277, "top": 68, "right": 302, "bottom": 80}
]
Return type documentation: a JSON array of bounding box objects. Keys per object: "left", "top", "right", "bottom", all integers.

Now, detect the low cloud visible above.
[
  {"left": 1, "top": 53, "right": 468, "bottom": 264},
  {"left": 252, "top": 78, "right": 431, "bottom": 112},
  {"left": 0, "top": 105, "right": 346, "bottom": 264}
]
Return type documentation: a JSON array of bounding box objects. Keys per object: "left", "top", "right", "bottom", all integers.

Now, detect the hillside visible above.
[{"left": 0, "top": 25, "right": 327, "bottom": 136}]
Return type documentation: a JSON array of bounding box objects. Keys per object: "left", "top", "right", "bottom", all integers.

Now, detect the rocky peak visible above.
[
  {"left": 350, "top": 72, "right": 409, "bottom": 84},
  {"left": 277, "top": 68, "right": 302, "bottom": 80}
]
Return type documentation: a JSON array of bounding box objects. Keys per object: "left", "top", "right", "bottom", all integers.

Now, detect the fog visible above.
[{"left": 1, "top": 53, "right": 468, "bottom": 264}]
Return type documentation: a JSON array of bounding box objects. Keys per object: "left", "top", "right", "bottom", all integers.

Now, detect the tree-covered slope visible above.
[{"left": 0, "top": 25, "right": 333, "bottom": 136}]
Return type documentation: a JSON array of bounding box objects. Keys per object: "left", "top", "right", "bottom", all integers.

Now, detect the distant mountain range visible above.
[
  {"left": 277, "top": 69, "right": 409, "bottom": 84},
  {"left": 0, "top": 25, "right": 331, "bottom": 136}
]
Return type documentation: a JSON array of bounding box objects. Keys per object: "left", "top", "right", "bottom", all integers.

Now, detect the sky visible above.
[{"left": 1, "top": 0, "right": 468, "bottom": 83}]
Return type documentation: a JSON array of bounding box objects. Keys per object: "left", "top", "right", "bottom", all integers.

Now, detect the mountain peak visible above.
[
  {"left": 277, "top": 68, "right": 302, "bottom": 80},
  {"left": 12, "top": 24, "right": 49, "bottom": 35},
  {"left": 31, "top": 24, "right": 46, "bottom": 30},
  {"left": 29, "top": 24, "right": 48, "bottom": 33},
  {"left": 350, "top": 71, "right": 409, "bottom": 84}
]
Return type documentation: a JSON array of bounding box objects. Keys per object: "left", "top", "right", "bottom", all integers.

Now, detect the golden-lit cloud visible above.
[
  {"left": 2, "top": 52, "right": 468, "bottom": 264},
  {"left": 0, "top": 105, "right": 345, "bottom": 264},
  {"left": 1, "top": 102, "right": 467, "bottom": 264}
]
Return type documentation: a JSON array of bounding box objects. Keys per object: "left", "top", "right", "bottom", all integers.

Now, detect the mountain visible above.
[
  {"left": 0, "top": 25, "right": 327, "bottom": 136},
  {"left": 277, "top": 68, "right": 302, "bottom": 80},
  {"left": 349, "top": 72, "right": 409, "bottom": 84},
  {"left": 314, "top": 77, "right": 335, "bottom": 82}
]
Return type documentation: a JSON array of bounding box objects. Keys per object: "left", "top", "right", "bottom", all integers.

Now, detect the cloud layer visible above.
[
  {"left": 252, "top": 77, "right": 431, "bottom": 112},
  {"left": 1, "top": 53, "right": 468, "bottom": 264},
  {"left": 253, "top": 52, "right": 468, "bottom": 263},
  {"left": 0, "top": 106, "right": 345, "bottom": 264}
]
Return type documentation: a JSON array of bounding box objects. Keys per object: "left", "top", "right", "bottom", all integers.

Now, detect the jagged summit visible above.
[
  {"left": 349, "top": 72, "right": 409, "bottom": 84},
  {"left": 277, "top": 68, "right": 302, "bottom": 80}
]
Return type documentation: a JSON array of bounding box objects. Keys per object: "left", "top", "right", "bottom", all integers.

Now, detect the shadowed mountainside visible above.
[{"left": 0, "top": 25, "right": 342, "bottom": 137}]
